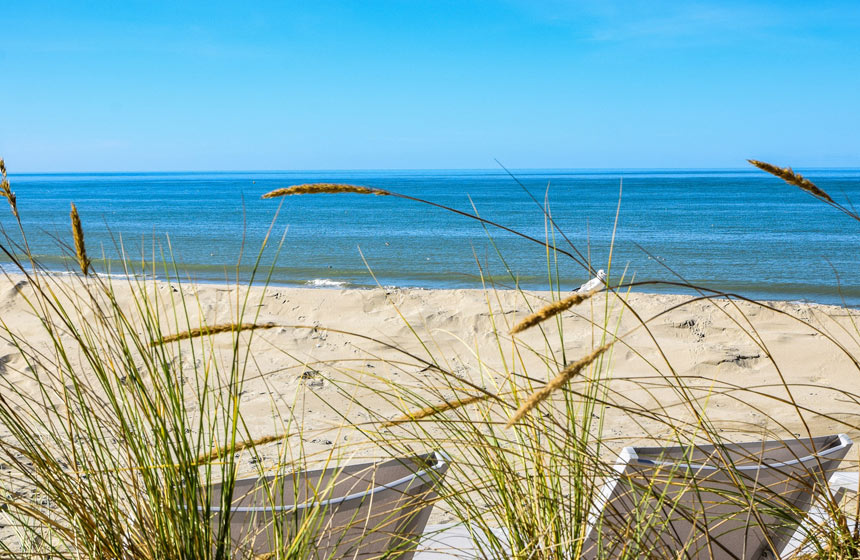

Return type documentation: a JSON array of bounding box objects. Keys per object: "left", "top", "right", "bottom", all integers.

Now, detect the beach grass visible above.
[{"left": 0, "top": 157, "right": 857, "bottom": 558}]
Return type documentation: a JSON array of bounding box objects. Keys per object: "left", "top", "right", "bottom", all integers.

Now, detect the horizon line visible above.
[{"left": 10, "top": 165, "right": 860, "bottom": 175}]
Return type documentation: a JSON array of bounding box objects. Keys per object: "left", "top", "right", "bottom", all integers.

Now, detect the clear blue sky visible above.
[{"left": 2, "top": 1, "right": 859, "bottom": 171}]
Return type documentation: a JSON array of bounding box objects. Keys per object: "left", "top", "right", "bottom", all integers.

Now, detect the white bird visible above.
[{"left": 576, "top": 269, "right": 606, "bottom": 293}]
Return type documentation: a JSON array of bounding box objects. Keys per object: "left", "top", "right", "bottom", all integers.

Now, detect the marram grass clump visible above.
[
  {"left": 0, "top": 161, "right": 323, "bottom": 559},
  {"left": 262, "top": 183, "right": 391, "bottom": 198}
]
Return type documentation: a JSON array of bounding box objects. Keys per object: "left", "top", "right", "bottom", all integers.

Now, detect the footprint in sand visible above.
[
  {"left": 2, "top": 280, "right": 28, "bottom": 304},
  {"left": 0, "top": 354, "right": 15, "bottom": 375}
]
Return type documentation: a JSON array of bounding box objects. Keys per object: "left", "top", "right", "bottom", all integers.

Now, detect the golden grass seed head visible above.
[
  {"left": 505, "top": 342, "right": 614, "bottom": 428},
  {"left": 70, "top": 203, "right": 90, "bottom": 276},
  {"left": 0, "top": 158, "right": 18, "bottom": 218},
  {"left": 262, "top": 183, "right": 391, "bottom": 198},
  {"left": 748, "top": 159, "right": 834, "bottom": 203},
  {"left": 197, "top": 432, "right": 287, "bottom": 464},
  {"left": 156, "top": 322, "right": 279, "bottom": 345},
  {"left": 510, "top": 287, "right": 601, "bottom": 335},
  {"left": 1, "top": 186, "right": 16, "bottom": 218},
  {"left": 381, "top": 394, "right": 490, "bottom": 427}
]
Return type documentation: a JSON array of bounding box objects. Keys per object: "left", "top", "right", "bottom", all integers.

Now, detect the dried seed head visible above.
[
  {"left": 262, "top": 183, "right": 391, "bottom": 198},
  {"left": 510, "top": 287, "right": 601, "bottom": 335},
  {"left": 748, "top": 159, "right": 834, "bottom": 203},
  {"left": 505, "top": 341, "right": 614, "bottom": 428},
  {"left": 0, "top": 158, "right": 17, "bottom": 218},
  {"left": 156, "top": 322, "right": 279, "bottom": 345},
  {"left": 70, "top": 204, "right": 91, "bottom": 276},
  {"left": 198, "top": 432, "right": 287, "bottom": 464},
  {"left": 381, "top": 394, "right": 490, "bottom": 427}
]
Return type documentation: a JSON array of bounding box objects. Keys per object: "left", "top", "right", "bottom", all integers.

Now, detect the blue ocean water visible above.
[{"left": 1, "top": 169, "right": 859, "bottom": 305}]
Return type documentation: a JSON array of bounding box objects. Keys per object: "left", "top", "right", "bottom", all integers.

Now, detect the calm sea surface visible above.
[{"left": 2, "top": 169, "right": 859, "bottom": 305}]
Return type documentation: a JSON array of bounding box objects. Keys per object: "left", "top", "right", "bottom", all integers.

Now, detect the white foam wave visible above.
[{"left": 305, "top": 278, "right": 349, "bottom": 288}]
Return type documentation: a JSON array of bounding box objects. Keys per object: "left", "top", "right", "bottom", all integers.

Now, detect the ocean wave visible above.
[
  {"left": 0, "top": 263, "right": 146, "bottom": 281},
  {"left": 304, "top": 278, "right": 350, "bottom": 288}
]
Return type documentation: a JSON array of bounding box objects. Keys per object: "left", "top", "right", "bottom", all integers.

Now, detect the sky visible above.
[{"left": 2, "top": 1, "right": 859, "bottom": 172}]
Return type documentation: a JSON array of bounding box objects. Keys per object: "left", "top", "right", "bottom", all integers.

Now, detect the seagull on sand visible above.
[{"left": 576, "top": 269, "right": 606, "bottom": 293}]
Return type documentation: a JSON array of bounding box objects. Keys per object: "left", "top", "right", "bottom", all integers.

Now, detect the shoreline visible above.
[
  {"left": 5, "top": 167, "right": 860, "bottom": 310},
  {"left": 2, "top": 266, "right": 857, "bottom": 310}
]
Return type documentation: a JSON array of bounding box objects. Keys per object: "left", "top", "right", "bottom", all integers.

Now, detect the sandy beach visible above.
[
  {"left": 3, "top": 272, "right": 859, "bottom": 457},
  {"left": 2, "top": 269, "right": 860, "bottom": 551}
]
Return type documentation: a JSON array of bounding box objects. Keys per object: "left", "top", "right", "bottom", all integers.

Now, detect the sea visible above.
[{"left": 2, "top": 169, "right": 859, "bottom": 306}]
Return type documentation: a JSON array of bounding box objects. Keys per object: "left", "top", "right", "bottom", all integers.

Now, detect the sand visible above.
[
  {"left": 3, "top": 272, "right": 859, "bottom": 440},
  {"left": 1, "top": 272, "right": 859, "bottom": 531}
]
